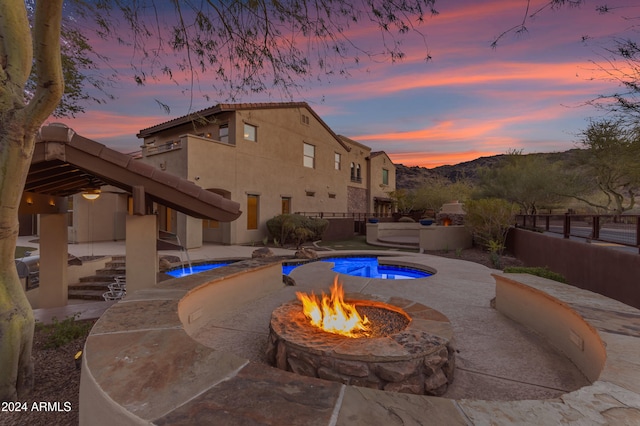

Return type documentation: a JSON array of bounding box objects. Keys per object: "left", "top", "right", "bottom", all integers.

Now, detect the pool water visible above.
[
  {"left": 283, "top": 256, "right": 432, "bottom": 279},
  {"left": 166, "top": 262, "right": 233, "bottom": 278}
]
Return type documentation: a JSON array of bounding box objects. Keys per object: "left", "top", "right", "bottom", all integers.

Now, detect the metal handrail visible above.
[{"left": 516, "top": 214, "right": 639, "bottom": 252}]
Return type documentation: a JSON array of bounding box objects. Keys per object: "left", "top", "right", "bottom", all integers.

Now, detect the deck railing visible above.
[
  {"left": 516, "top": 214, "right": 640, "bottom": 252},
  {"left": 295, "top": 212, "right": 393, "bottom": 220}
]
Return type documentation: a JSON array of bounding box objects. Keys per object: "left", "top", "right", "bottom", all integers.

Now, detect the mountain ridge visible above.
[{"left": 395, "top": 149, "right": 581, "bottom": 190}]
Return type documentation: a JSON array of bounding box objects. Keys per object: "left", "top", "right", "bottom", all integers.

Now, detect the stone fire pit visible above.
[{"left": 266, "top": 294, "right": 455, "bottom": 396}]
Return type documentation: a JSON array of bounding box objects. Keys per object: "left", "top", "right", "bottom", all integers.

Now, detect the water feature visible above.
[
  {"left": 166, "top": 261, "right": 233, "bottom": 278},
  {"left": 174, "top": 234, "right": 193, "bottom": 276},
  {"left": 283, "top": 256, "right": 432, "bottom": 279}
]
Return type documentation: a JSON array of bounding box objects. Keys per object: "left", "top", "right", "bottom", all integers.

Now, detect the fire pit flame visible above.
[{"left": 296, "top": 277, "right": 370, "bottom": 337}]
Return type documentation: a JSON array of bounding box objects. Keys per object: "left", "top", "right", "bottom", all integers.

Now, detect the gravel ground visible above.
[
  {"left": 1, "top": 320, "right": 95, "bottom": 426},
  {"left": 2, "top": 246, "right": 521, "bottom": 426}
]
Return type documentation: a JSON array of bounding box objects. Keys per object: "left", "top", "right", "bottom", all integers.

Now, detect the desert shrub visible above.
[
  {"left": 503, "top": 266, "right": 567, "bottom": 283},
  {"left": 464, "top": 198, "right": 517, "bottom": 253},
  {"left": 266, "top": 214, "right": 328, "bottom": 246},
  {"left": 36, "top": 313, "right": 94, "bottom": 349}
]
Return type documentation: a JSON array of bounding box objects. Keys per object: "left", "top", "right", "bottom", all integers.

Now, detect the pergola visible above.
[{"left": 19, "top": 124, "right": 241, "bottom": 308}]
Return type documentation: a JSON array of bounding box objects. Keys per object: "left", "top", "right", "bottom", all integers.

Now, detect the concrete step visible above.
[
  {"left": 79, "top": 275, "right": 121, "bottom": 283},
  {"left": 69, "top": 281, "right": 112, "bottom": 291},
  {"left": 68, "top": 289, "right": 108, "bottom": 301},
  {"left": 95, "top": 267, "right": 126, "bottom": 276}
]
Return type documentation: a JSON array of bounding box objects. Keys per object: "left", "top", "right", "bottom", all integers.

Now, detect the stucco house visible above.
[{"left": 135, "top": 102, "right": 396, "bottom": 247}]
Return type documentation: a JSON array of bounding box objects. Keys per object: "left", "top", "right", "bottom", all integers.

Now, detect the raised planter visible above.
[{"left": 419, "top": 225, "right": 472, "bottom": 251}]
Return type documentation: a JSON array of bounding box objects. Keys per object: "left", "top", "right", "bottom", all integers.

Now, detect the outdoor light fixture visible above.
[{"left": 82, "top": 188, "right": 101, "bottom": 200}]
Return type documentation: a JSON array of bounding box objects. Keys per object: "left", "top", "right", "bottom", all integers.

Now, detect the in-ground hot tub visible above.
[{"left": 283, "top": 256, "right": 434, "bottom": 279}]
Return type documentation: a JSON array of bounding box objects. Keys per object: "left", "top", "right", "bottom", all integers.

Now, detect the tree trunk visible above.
[
  {"left": 0, "top": 0, "right": 64, "bottom": 400},
  {"left": 0, "top": 122, "right": 37, "bottom": 401}
]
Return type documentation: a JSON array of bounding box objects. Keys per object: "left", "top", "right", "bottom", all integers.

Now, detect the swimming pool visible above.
[
  {"left": 283, "top": 256, "right": 432, "bottom": 279},
  {"left": 166, "top": 261, "right": 233, "bottom": 278}
]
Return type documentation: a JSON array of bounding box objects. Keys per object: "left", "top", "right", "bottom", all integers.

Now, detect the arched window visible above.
[{"left": 350, "top": 162, "right": 355, "bottom": 180}]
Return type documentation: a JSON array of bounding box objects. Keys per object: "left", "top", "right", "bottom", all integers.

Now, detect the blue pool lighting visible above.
[
  {"left": 283, "top": 256, "right": 431, "bottom": 279},
  {"left": 166, "top": 262, "right": 232, "bottom": 278}
]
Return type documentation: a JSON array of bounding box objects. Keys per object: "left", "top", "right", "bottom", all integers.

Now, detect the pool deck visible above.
[{"left": 22, "top": 238, "right": 640, "bottom": 424}]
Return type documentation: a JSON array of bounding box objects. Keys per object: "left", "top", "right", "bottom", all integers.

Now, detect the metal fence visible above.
[
  {"left": 294, "top": 212, "right": 393, "bottom": 220},
  {"left": 516, "top": 214, "right": 640, "bottom": 251}
]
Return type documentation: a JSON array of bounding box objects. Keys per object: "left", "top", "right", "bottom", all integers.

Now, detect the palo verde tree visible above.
[
  {"left": 476, "top": 149, "right": 568, "bottom": 214},
  {"left": 585, "top": 4, "right": 640, "bottom": 123},
  {"left": 0, "top": 0, "right": 612, "bottom": 401},
  {"left": 0, "top": 0, "right": 66, "bottom": 401},
  {"left": 564, "top": 119, "right": 640, "bottom": 214}
]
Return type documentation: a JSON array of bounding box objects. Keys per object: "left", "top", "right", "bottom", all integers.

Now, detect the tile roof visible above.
[
  {"left": 137, "top": 101, "right": 351, "bottom": 152},
  {"left": 29, "top": 124, "right": 241, "bottom": 221}
]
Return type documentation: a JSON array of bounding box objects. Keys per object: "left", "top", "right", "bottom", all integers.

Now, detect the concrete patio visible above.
[{"left": 20, "top": 237, "right": 640, "bottom": 424}]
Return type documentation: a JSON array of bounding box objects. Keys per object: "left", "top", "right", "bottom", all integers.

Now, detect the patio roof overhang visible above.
[{"left": 22, "top": 124, "right": 241, "bottom": 222}]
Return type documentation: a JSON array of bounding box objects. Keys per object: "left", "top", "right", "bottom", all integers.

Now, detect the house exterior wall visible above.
[
  {"left": 369, "top": 152, "right": 396, "bottom": 215},
  {"left": 138, "top": 103, "right": 397, "bottom": 245},
  {"left": 67, "top": 190, "right": 128, "bottom": 243}
]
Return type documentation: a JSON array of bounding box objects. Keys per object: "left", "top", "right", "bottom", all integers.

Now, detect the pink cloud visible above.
[{"left": 388, "top": 150, "right": 501, "bottom": 168}]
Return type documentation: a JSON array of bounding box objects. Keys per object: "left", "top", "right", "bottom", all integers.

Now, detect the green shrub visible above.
[
  {"left": 36, "top": 313, "right": 94, "bottom": 349},
  {"left": 503, "top": 266, "right": 567, "bottom": 283},
  {"left": 464, "top": 198, "right": 517, "bottom": 253},
  {"left": 266, "top": 214, "right": 328, "bottom": 246}
]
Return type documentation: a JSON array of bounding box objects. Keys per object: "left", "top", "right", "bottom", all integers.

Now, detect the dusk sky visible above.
[{"left": 56, "top": 1, "right": 638, "bottom": 168}]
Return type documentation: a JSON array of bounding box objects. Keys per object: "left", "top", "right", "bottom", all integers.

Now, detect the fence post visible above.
[
  {"left": 564, "top": 213, "right": 570, "bottom": 239},
  {"left": 545, "top": 215, "right": 550, "bottom": 231},
  {"left": 636, "top": 217, "right": 640, "bottom": 253},
  {"left": 592, "top": 215, "right": 600, "bottom": 240}
]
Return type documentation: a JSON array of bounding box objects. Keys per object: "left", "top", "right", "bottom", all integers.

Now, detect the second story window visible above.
[
  {"left": 219, "top": 124, "right": 229, "bottom": 143},
  {"left": 382, "top": 168, "right": 389, "bottom": 185},
  {"left": 303, "top": 143, "right": 315, "bottom": 168},
  {"left": 350, "top": 163, "right": 362, "bottom": 183},
  {"left": 244, "top": 123, "right": 257, "bottom": 142},
  {"left": 334, "top": 153, "right": 341, "bottom": 170}
]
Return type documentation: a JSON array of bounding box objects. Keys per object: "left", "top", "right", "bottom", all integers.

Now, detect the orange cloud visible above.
[{"left": 52, "top": 111, "right": 168, "bottom": 151}]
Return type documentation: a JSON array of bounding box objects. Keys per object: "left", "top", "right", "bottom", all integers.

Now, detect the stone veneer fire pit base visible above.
[{"left": 266, "top": 294, "right": 455, "bottom": 396}]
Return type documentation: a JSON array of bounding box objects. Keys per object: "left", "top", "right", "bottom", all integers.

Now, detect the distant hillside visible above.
[{"left": 396, "top": 149, "right": 581, "bottom": 190}]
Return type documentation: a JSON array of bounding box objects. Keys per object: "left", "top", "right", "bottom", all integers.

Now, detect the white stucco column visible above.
[
  {"left": 39, "top": 213, "right": 69, "bottom": 308},
  {"left": 126, "top": 215, "right": 158, "bottom": 294}
]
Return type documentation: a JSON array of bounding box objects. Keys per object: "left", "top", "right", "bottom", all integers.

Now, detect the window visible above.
[
  {"left": 301, "top": 114, "right": 310, "bottom": 125},
  {"left": 382, "top": 168, "right": 389, "bottom": 185},
  {"left": 351, "top": 163, "right": 361, "bottom": 183},
  {"left": 303, "top": 143, "right": 315, "bottom": 168},
  {"left": 247, "top": 194, "right": 259, "bottom": 230},
  {"left": 219, "top": 124, "right": 229, "bottom": 143},
  {"left": 334, "top": 153, "right": 341, "bottom": 170},
  {"left": 202, "top": 219, "right": 219, "bottom": 229},
  {"left": 244, "top": 123, "right": 257, "bottom": 142},
  {"left": 281, "top": 197, "right": 291, "bottom": 214}
]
